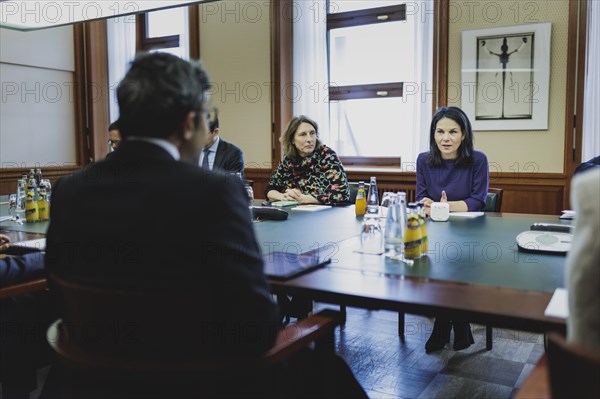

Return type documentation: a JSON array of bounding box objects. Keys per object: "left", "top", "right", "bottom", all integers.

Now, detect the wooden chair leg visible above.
[
  {"left": 398, "top": 312, "right": 405, "bottom": 340},
  {"left": 486, "top": 325, "right": 493, "bottom": 350}
]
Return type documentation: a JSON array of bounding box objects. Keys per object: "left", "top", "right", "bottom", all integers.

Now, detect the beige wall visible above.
[
  {"left": 448, "top": 0, "right": 570, "bottom": 174},
  {"left": 198, "top": 0, "right": 571, "bottom": 173},
  {"left": 198, "top": 1, "right": 272, "bottom": 168}
]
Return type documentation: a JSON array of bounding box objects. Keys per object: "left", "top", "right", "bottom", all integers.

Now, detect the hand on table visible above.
[
  {"left": 283, "top": 189, "right": 319, "bottom": 205},
  {"left": 283, "top": 188, "right": 302, "bottom": 201},
  {"left": 0, "top": 234, "right": 11, "bottom": 252},
  {"left": 440, "top": 191, "right": 448, "bottom": 203},
  {"left": 420, "top": 197, "right": 434, "bottom": 208}
]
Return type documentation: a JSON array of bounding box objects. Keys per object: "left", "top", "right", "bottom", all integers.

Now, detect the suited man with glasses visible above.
[
  {"left": 199, "top": 110, "right": 245, "bottom": 178},
  {"left": 105, "top": 120, "right": 121, "bottom": 160}
]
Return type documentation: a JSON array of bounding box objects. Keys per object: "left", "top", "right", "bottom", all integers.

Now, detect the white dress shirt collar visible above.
[{"left": 127, "top": 136, "right": 180, "bottom": 161}]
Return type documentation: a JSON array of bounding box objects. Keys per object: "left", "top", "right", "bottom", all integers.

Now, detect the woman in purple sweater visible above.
[{"left": 416, "top": 106, "right": 489, "bottom": 353}]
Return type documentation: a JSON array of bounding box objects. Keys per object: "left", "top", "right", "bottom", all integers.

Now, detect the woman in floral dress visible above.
[{"left": 265, "top": 115, "right": 349, "bottom": 205}]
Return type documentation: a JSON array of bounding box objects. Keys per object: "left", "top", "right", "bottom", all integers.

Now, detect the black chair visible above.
[
  {"left": 483, "top": 188, "right": 504, "bottom": 212},
  {"left": 46, "top": 273, "right": 342, "bottom": 398},
  {"left": 0, "top": 278, "right": 47, "bottom": 300},
  {"left": 547, "top": 332, "right": 600, "bottom": 399},
  {"left": 348, "top": 181, "right": 371, "bottom": 203}
]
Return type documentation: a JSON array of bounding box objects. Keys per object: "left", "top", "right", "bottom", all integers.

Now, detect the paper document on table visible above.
[
  {"left": 449, "top": 212, "right": 484, "bottom": 218},
  {"left": 291, "top": 205, "right": 332, "bottom": 212},
  {"left": 13, "top": 238, "right": 46, "bottom": 250},
  {"left": 544, "top": 288, "right": 569, "bottom": 319},
  {"left": 271, "top": 200, "right": 299, "bottom": 207},
  {"left": 560, "top": 210, "right": 576, "bottom": 220}
]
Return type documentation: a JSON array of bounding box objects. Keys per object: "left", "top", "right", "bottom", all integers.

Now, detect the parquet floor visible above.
[{"left": 320, "top": 304, "right": 544, "bottom": 399}]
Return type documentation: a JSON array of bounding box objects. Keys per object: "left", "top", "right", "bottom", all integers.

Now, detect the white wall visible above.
[{"left": 0, "top": 26, "right": 77, "bottom": 168}]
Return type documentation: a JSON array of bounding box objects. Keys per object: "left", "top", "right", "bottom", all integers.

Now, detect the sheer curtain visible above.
[
  {"left": 582, "top": 0, "right": 600, "bottom": 161},
  {"left": 291, "top": 0, "right": 433, "bottom": 165},
  {"left": 106, "top": 15, "right": 136, "bottom": 123},
  {"left": 292, "top": 0, "right": 330, "bottom": 139},
  {"left": 407, "top": 0, "right": 434, "bottom": 169}
]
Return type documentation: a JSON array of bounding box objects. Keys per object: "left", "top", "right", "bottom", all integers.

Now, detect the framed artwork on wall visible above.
[{"left": 461, "top": 22, "right": 552, "bottom": 131}]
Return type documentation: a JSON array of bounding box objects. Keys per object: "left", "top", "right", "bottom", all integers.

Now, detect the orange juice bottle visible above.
[
  {"left": 403, "top": 203, "right": 422, "bottom": 259},
  {"left": 25, "top": 179, "right": 39, "bottom": 222},
  {"left": 355, "top": 181, "right": 367, "bottom": 216},
  {"left": 38, "top": 188, "right": 49, "bottom": 220}
]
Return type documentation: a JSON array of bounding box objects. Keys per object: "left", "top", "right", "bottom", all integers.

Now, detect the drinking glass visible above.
[
  {"left": 8, "top": 194, "right": 17, "bottom": 219},
  {"left": 360, "top": 214, "right": 383, "bottom": 254}
]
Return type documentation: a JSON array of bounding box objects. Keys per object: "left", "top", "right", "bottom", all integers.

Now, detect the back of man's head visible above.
[
  {"left": 108, "top": 120, "right": 119, "bottom": 132},
  {"left": 117, "top": 52, "right": 210, "bottom": 140}
]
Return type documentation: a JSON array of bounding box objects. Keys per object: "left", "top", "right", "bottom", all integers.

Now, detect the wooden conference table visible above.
[
  {"left": 253, "top": 205, "right": 568, "bottom": 335},
  {"left": 0, "top": 199, "right": 567, "bottom": 335}
]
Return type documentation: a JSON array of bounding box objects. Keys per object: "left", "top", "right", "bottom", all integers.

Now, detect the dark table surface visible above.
[{"left": 254, "top": 204, "right": 569, "bottom": 333}]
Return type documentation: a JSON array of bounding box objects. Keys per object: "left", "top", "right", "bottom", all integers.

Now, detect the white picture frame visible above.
[{"left": 461, "top": 22, "right": 551, "bottom": 131}]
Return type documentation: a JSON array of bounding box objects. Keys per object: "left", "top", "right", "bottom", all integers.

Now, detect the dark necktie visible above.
[{"left": 202, "top": 149, "right": 210, "bottom": 169}]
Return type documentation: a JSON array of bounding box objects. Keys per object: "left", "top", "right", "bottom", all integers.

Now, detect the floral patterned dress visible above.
[{"left": 265, "top": 145, "right": 350, "bottom": 205}]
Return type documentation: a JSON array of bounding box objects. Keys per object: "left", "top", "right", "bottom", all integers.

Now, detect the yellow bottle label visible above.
[
  {"left": 404, "top": 217, "right": 422, "bottom": 259},
  {"left": 38, "top": 199, "right": 49, "bottom": 220},
  {"left": 355, "top": 189, "right": 367, "bottom": 216},
  {"left": 25, "top": 192, "right": 39, "bottom": 222}
]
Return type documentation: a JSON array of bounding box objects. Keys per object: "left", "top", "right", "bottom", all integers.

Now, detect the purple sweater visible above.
[{"left": 416, "top": 150, "right": 489, "bottom": 211}]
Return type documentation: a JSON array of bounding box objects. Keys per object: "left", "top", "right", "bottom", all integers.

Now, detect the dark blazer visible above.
[
  {"left": 213, "top": 138, "right": 244, "bottom": 177},
  {"left": 45, "top": 140, "right": 278, "bottom": 356}
]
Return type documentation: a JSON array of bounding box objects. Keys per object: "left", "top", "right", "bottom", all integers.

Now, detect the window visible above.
[
  {"left": 136, "top": 6, "right": 190, "bottom": 59},
  {"left": 108, "top": 5, "right": 198, "bottom": 122},
  {"left": 292, "top": 0, "right": 434, "bottom": 166}
]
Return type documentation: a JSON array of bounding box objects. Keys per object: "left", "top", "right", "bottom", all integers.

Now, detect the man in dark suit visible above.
[
  {"left": 45, "top": 52, "right": 366, "bottom": 398},
  {"left": 46, "top": 53, "right": 278, "bottom": 357},
  {"left": 199, "top": 112, "right": 245, "bottom": 177},
  {"left": 0, "top": 235, "right": 49, "bottom": 399},
  {"left": 104, "top": 120, "right": 121, "bottom": 160}
]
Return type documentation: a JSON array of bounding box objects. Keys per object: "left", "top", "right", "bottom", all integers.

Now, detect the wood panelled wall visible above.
[
  {"left": 1, "top": 167, "right": 565, "bottom": 215},
  {"left": 0, "top": 167, "right": 78, "bottom": 196},
  {"left": 246, "top": 168, "right": 568, "bottom": 215}
]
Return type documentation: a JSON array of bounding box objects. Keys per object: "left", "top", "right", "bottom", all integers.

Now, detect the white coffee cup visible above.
[{"left": 430, "top": 202, "right": 450, "bottom": 221}]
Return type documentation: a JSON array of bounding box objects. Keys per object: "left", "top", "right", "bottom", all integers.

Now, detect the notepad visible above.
[
  {"left": 290, "top": 205, "right": 332, "bottom": 212},
  {"left": 544, "top": 288, "right": 569, "bottom": 319},
  {"left": 271, "top": 200, "right": 299, "bottom": 207},
  {"left": 12, "top": 238, "right": 46, "bottom": 250},
  {"left": 449, "top": 212, "right": 484, "bottom": 218}
]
